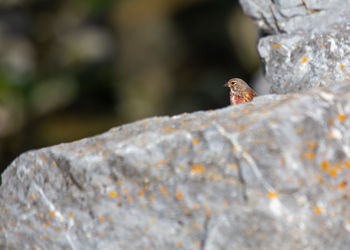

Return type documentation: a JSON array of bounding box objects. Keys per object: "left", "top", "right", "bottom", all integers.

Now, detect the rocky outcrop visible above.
[
  {"left": 241, "top": 0, "right": 350, "bottom": 93},
  {"left": 1, "top": 82, "right": 350, "bottom": 249}
]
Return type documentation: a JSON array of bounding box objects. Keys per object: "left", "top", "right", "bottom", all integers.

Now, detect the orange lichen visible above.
[
  {"left": 109, "top": 191, "right": 117, "bottom": 198},
  {"left": 268, "top": 191, "right": 278, "bottom": 199},
  {"left": 344, "top": 161, "right": 350, "bottom": 169},
  {"left": 338, "top": 114, "right": 346, "bottom": 122},
  {"left": 176, "top": 190, "right": 183, "bottom": 200},
  {"left": 45, "top": 221, "right": 50, "bottom": 227},
  {"left": 273, "top": 43, "right": 281, "bottom": 49},
  {"left": 193, "top": 203, "right": 199, "bottom": 210},
  {"left": 335, "top": 162, "right": 343, "bottom": 170},
  {"left": 309, "top": 141, "right": 317, "bottom": 150},
  {"left": 68, "top": 212, "right": 73, "bottom": 218},
  {"left": 139, "top": 188, "right": 145, "bottom": 197},
  {"left": 41, "top": 156, "right": 47, "bottom": 164},
  {"left": 176, "top": 241, "right": 183, "bottom": 247},
  {"left": 296, "top": 128, "right": 303, "bottom": 134},
  {"left": 329, "top": 168, "right": 338, "bottom": 177},
  {"left": 179, "top": 165, "right": 185, "bottom": 170},
  {"left": 159, "top": 186, "right": 169, "bottom": 197},
  {"left": 340, "top": 64, "right": 346, "bottom": 69},
  {"left": 314, "top": 206, "right": 322, "bottom": 214},
  {"left": 192, "top": 138, "right": 199, "bottom": 146},
  {"left": 206, "top": 210, "right": 212, "bottom": 216},
  {"left": 338, "top": 181, "right": 347, "bottom": 190},
  {"left": 301, "top": 57, "right": 307, "bottom": 63},
  {"left": 3, "top": 209, "right": 7, "bottom": 215},
  {"left": 222, "top": 200, "right": 228, "bottom": 207},
  {"left": 156, "top": 159, "right": 168, "bottom": 168},
  {"left": 30, "top": 194, "right": 35, "bottom": 201},
  {"left": 195, "top": 241, "right": 201, "bottom": 247},
  {"left": 346, "top": 77, "right": 350, "bottom": 81},
  {"left": 162, "top": 126, "right": 175, "bottom": 133},
  {"left": 184, "top": 208, "right": 190, "bottom": 215},
  {"left": 149, "top": 193, "right": 155, "bottom": 203},
  {"left": 320, "top": 43, "right": 325, "bottom": 48},
  {"left": 321, "top": 161, "right": 330, "bottom": 171},
  {"left": 122, "top": 187, "right": 129, "bottom": 195},
  {"left": 127, "top": 197, "right": 133, "bottom": 202},
  {"left": 51, "top": 161, "right": 56, "bottom": 167},
  {"left": 245, "top": 229, "right": 252, "bottom": 235},
  {"left": 49, "top": 211, "right": 55, "bottom": 217},
  {"left": 117, "top": 179, "right": 122, "bottom": 185},
  {"left": 99, "top": 216, "right": 105, "bottom": 222},
  {"left": 308, "top": 152, "right": 315, "bottom": 160},
  {"left": 191, "top": 164, "right": 205, "bottom": 175}
]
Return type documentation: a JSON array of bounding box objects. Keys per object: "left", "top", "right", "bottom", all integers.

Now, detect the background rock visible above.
[
  {"left": 240, "top": 0, "right": 350, "bottom": 93},
  {"left": 1, "top": 82, "right": 350, "bottom": 249}
]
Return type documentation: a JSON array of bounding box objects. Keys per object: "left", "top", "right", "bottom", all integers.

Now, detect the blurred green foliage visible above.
[{"left": 0, "top": 0, "right": 259, "bottom": 172}]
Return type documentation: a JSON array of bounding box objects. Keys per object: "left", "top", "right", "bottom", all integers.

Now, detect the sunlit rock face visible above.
[
  {"left": 241, "top": 0, "right": 350, "bottom": 93},
  {"left": 1, "top": 82, "right": 350, "bottom": 249}
]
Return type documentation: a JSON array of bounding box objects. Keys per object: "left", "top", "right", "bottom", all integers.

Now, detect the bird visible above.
[{"left": 224, "top": 78, "right": 257, "bottom": 105}]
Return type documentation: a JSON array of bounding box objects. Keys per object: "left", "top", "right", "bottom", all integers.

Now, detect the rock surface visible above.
[
  {"left": 240, "top": 0, "right": 350, "bottom": 93},
  {"left": 1, "top": 82, "right": 350, "bottom": 249}
]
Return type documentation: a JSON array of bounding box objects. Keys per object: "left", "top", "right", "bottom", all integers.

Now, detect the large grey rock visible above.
[
  {"left": 1, "top": 82, "right": 350, "bottom": 249},
  {"left": 240, "top": 0, "right": 350, "bottom": 93}
]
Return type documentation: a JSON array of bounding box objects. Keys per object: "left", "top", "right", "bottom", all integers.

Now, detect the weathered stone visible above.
[
  {"left": 240, "top": 0, "right": 350, "bottom": 93},
  {"left": 1, "top": 82, "right": 350, "bottom": 249}
]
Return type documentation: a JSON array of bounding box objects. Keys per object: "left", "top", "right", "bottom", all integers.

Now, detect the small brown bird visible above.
[{"left": 224, "top": 78, "right": 257, "bottom": 105}]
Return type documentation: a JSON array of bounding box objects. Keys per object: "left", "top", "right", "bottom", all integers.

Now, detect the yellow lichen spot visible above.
[
  {"left": 315, "top": 206, "right": 322, "bottom": 214},
  {"left": 340, "top": 64, "right": 346, "bottom": 69},
  {"left": 30, "top": 194, "right": 35, "bottom": 201},
  {"left": 329, "top": 168, "right": 338, "bottom": 177},
  {"left": 192, "top": 138, "right": 199, "bottom": 146},
  {"left": 179, "top": 165, "right": 185, "bottom": 170},
  {"left": 127, "top": 197, "right": 133, "bottom": 202},
  {"left": 344, "top": 161, "right": 350, "bottom": 169},
  {"left": 182, "top": 146, "right": 188, "bottom": 153},
  {"left": 144, "top": 226, "right": 149, "bottom": 232},
  {"left": 117, "top": 179, "right": 122, "bottom": 185},
  {"left": 122, "top": 187, "right": 129, "bottom": 195},
  {"left": 176, "top": 190, "right": 183, "bottom": 200},
  {"left": 338, "top": 114, "right": 346, "bottom": 122},
  {"left": 141, "top": 203, "right": 147, "bottom": 209},
  {"left": 346, "top": 77, "right": 350, "bottom": 81},
  {"left": 68, "top": 212, "right": 73, "bottom": 218},
  {"left": 191, "top": 164, "right": 205, "bottom": 175},
  {"left": 301, "top": 57, "right": 307, "bottom": 63},
  {"left": 273, "top": 43, "right": 281, "bottom": 49},
  {"left": 222, "top": 200, "right": 228, "bottom": 207},
  {"left": 338, "top": 181, "right": 347, "bottom": 190},
  {"left": 162, "top": 126, "right": 175, "bottom": 133},
  {"left": 176, "top": 241, "right": 183, "bottom": 247},
  {"left": 45, "top": 221, "right": 50, "bottom": 227},
  {"left": 309, "top": 152, "right": 315, "bottom": 160},
  {"left": 268, "top": 191, "right": 278, "bottom": 199},
  {"left": 49, "top": 211, "right": 55, "bottom": 217},
  {"left": 321, "top": 161, "right": 330, "bottom": 171},
  {"left": 42, "top": 234, "right": 47, "bottom": 240},
  {"left": 193, "top": 203, "right": 199, "bottom": 210},
  {"left": 328, "top": 34, "right": 332, "bottom": 38},
  {"left": 206, "top": 210, "right": 212, "bottom": 216},
  {"left": 149, "top": 193, "right": 155, "bottom": 203},
  {"left": 109, "top": 191, "right": 117, "bottom": 198},
  {"left": 99, "top": 216, "right": 105, "bottom": 222},
  {"left": 323, "top": 77, "right": 328, "bottom": 81},
  {"left": 159, "top": 186, "right": 169, "bottom": 197},
  {"left": 184, "top": 207, "right": 190, "bottom": 215},
  {"left": 195, "top": 241, "right": 201, "bottom": 247},
  {"left": 296, "top": 128, "right": 303, "bottom": 134},
  {"left": 39, "top": 213, "right": 44, "bottom": 219},
  {"left": 51, "top": 161, "right": 56, "bottom": 167},
  {"left": 320, "top": 43, "right": 325, "bottom": 48}
]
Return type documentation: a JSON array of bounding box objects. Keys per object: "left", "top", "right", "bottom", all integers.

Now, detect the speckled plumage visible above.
[{"left": 225, "top": 78, "right": 257, "bottom": 105}]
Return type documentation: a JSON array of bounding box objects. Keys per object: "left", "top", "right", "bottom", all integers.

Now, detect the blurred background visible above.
[{"left": 0, "top": 0, "right": 260, "bottom": 173}]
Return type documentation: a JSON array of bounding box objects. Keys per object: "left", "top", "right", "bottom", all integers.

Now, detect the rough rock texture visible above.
[
  {"left": 2, "top": 82, "right": 350, "bottom": 249},
  {"left": 240, "top": 0, "right": 350, "bottom": 93}
]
